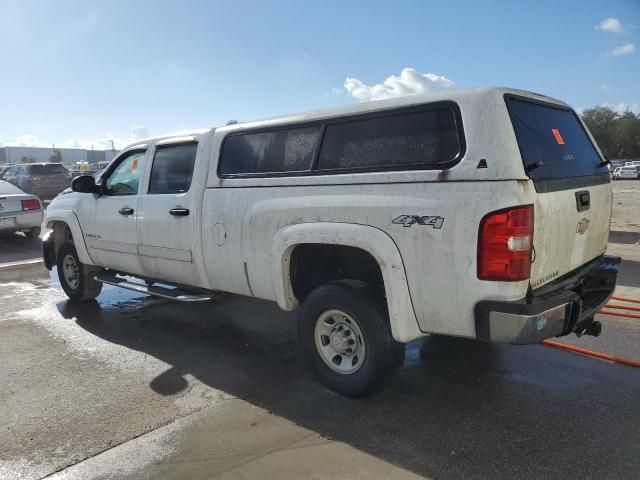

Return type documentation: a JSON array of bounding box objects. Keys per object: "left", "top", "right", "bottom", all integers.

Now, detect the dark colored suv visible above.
[{"left": 3, "top": 163, "right": 72, "bottom": 200}]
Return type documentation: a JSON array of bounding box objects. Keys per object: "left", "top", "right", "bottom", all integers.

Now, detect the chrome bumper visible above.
[{"left": 475, "top": 255, "right": 620, "bottom": 345}]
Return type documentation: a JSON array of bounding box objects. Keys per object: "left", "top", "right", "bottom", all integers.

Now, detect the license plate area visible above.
[{"left": 0, "top": 217, "right": 16, "bottom": 228}]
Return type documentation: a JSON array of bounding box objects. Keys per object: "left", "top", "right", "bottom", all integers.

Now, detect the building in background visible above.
[{"left": 0, "top": 146, "right": 117, "bottom": 169}]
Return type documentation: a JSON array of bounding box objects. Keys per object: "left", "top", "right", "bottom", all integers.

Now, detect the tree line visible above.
[{"left": 581, "top": 106, "right": 640, "bottom": 160}]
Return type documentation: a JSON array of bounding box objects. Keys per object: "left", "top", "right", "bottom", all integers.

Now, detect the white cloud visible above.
[
  {"left": 609, "top": 43, "right": 635, "bottom": 56},
  {"left": 601, "top": 102, "right": 640, "bottom": 115},
  {"left": 130, "top": 126, "right": 150, "bottom": 139},
  {"left": 596, "top": 17, "right": 624, "bottom": 34},
  {"left": 14, "top": 135, "right": 40, "bottom": 147},
  {"left": 344, "top": 67, "right": 454, "bottom": 102},
  {"left": 1, "top": 126, "right": 151, "bottom": 151}
]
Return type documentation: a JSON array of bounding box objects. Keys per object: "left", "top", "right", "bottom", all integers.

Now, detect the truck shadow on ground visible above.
[{"left": 58, "top": 294, "right": 640, "bottom": 480}]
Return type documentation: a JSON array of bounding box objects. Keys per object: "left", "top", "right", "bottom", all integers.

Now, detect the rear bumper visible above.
[
  {"left": 0, "top": 209, "right": 44, "bottom": 232},
  {"left": 475, "top": 255, "right": 620, "bottom": 344}
]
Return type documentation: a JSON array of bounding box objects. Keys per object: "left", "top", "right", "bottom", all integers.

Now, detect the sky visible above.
[{"left": 0, "top": 0, "right": 638, "bottom": 150}]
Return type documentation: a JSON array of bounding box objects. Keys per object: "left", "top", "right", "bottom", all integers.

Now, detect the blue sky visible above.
[{"left": 1, "top": 0, "right": 638, "bottom": 149}]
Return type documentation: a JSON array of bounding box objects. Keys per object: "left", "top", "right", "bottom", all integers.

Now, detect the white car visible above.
[
  {"left": 0, "top": 180, "right": 44, "bottom": 238},
  {"left": 43, "top": 87, "right": 619, "bottom": 396},
  {"left": 613, "top": 166, "right": 639, "bottom": 179}
]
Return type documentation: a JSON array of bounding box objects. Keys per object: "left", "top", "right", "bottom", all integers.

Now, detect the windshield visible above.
[{"left": 506, "top": 97, "right": 609, "bottom": 181}]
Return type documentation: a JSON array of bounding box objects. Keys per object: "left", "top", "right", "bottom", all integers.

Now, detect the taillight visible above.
[
  {"left": 478, "top": 205, "right": 533, "bottom": 281},
  {"left": 21, "top": 199, "right": 41, "bottom": 211}
]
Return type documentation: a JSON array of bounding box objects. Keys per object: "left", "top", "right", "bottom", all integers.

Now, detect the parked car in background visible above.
[
  {"left": 2, "top": 163, "right": 72, "bottom": 200},
  {"left": 0, "top": 165, "right": 13, "bottom": 179},
  {"left": 0, "top": 180, "right": 44, "bottom": 238},
  {"left": 613, "top": 166, "right": 639, "bottom": 180}
]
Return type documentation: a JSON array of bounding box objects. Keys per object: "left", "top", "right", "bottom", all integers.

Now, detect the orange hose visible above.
[
  {"left": 599, "top": 309, "right": 640, "bottom": 319},
  {"left": 543, "top": 340, "right": 640, "bottom": 367},
  {"left": 604, "top": 304, "right": 640, "bottom": 312},
  {"left": 610, "top": 295, "right": 640, "bottom": 304}
]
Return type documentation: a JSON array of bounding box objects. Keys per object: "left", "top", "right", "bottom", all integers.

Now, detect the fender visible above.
[
  {"left": 45, "top": 210, "right": 94, "bottom": 265},
  {"left": 271, "top": 222, "right": 424, "bottom": 343}
]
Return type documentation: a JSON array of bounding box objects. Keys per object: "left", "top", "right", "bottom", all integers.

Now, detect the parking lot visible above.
[{"left": 1, "top": 181, "right": 639, "bottom": 480}]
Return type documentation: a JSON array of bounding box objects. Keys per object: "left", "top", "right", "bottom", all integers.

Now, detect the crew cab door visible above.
[
  {"left": 136, "top": 138, "right": 200, "bottom": 285},
  {"left": 79, "top": 148, "right": 148, "bottom": 276},
  {"left": 506, "top": 97, "right": 612, "bottom": 289}
]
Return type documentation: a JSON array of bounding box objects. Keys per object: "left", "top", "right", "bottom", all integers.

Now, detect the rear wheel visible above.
[
  {"left": 56, "top": 243, "right": 102, "bottom": 302},
  {"left": 298, "top": 282, "right": 401, "bottom": 397}
]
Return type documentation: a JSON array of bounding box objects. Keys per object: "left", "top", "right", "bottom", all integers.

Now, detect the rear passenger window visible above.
[
  {"left": 220, "top": 126, "right": 321, "bottom": 175},
  {"left": 149, "top": 143, "right": 198, "bottom": 194},
  {"left": 317, "top": 108, "right": 461, "bottom": 171}
]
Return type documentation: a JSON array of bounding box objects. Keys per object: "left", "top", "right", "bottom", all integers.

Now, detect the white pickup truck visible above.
[{"left": 44, "top": 88, "right": 619, "bottom": 396}]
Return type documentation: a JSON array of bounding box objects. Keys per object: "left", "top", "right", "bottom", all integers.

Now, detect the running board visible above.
[{"left": 94, "top": 275, "right": 213, "bottom": 302}]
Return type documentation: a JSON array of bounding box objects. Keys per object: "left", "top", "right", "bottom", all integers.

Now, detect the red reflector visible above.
[
  {"left": 21, "top": 199, "right": 41, "bottom": 211},
  {"left": 478, "top": 205, "right": 533, "bottom": 281}
]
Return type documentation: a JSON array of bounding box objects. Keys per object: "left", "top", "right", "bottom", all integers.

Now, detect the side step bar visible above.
[{"left": 94, "top": 274, "right": 213, "bottom": 302}]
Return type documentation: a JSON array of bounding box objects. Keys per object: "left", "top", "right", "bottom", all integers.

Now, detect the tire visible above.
[
  {"left": 298, "top": 281, "right": 401, "bottom": 397},
  {"left": 24, "top": 227, "right": 41, "bottom": 239},
  {"left": 56, "top": 243, "right": 103, "bottom": 302}
]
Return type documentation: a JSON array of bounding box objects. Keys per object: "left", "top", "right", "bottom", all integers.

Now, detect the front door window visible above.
[{"left": 104, "top": 151, "right": 146, "bottom": 195}]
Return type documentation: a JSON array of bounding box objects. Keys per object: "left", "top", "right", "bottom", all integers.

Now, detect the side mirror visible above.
[{"left": 71, "top": 175, "right": 98, "bottom": 194}]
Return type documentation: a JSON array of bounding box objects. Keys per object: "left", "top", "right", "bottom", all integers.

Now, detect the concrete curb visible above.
[{"left": 0, "top": 258, "right": 47, "bottom": 283}]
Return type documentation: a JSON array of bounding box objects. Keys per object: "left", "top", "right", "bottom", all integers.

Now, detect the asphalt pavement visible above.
[{"left": 0, "top": 267, "right": 639, "bottom": 480}]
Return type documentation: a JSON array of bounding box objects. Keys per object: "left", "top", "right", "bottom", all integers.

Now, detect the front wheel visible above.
[
  {"left": 298, "top": 282, "right": 401, "bottom": 397},
  {"left": 56, "top": 243, "right": 103, "bottom": 302}
]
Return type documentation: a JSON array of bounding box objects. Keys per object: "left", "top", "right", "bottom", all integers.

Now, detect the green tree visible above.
[
  {"left": 48, "top": 148, "right": 63, "bottom": 163},
  {"left": 581, "top": 106, "right": 618, "bottom": 158},
  {"left": 21, "top": 156, "right": 37, "bottom": 163},
  {"left": 581, "top": 106, "right": 640, "bottom": 160},
  {"left": 226, "top": 119, "right": 240, "bottom": 125},
  {"left": 615, "top": 111, "right": 640, "bottom": 158}
]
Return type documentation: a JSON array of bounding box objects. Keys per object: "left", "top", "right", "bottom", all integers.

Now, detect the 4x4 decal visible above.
[{"left": 392, "top": 215, "right": 445, "bottom": 229}]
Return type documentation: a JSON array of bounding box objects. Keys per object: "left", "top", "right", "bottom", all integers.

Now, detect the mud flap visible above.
[{"left": 42, "top": 230, "right": 55, "bottom": 270}]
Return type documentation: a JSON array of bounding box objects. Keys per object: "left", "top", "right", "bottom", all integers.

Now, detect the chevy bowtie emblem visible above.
[{"left": 576, "top": 218, "right": 590, "bottom": 235}]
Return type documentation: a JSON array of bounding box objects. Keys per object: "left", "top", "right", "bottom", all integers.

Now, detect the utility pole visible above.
[{"left": 110, "top": 140, "right": 116, "bottom": 159}]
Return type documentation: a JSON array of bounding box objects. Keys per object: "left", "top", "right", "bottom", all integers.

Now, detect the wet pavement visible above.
[{"left": 1, "top": 269, "right": 639, "bottom": 480}]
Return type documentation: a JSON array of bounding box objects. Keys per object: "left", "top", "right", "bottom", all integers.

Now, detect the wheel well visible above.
[
  {"left": 51, "top": 222, "right": 74, "bottom": 256},
  {"left": 289, "top": 244, "right": 385, "bottom": 302}
]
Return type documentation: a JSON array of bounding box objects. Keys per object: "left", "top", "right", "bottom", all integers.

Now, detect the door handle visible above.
[
  {"left": 169, "top": 208, "right": 190, "bottom": 216},
  {"left": 118, "top": 207, "right": 134, "bottom": 216}
]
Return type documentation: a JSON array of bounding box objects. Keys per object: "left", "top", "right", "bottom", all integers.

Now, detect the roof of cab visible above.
[
  {"left": 215, "top": 87, "right": 571, "bottom": 135},
  {"left": 123, "top": 87, "right": 571, "bottom": 150}
]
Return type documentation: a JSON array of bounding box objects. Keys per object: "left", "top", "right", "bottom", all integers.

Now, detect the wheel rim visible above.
[
  {"left": 62, "top": 254, "right": 80, "bottom": 290},
  {"left": 314, "top": 309, "right": 366, "bottom": 374}
]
